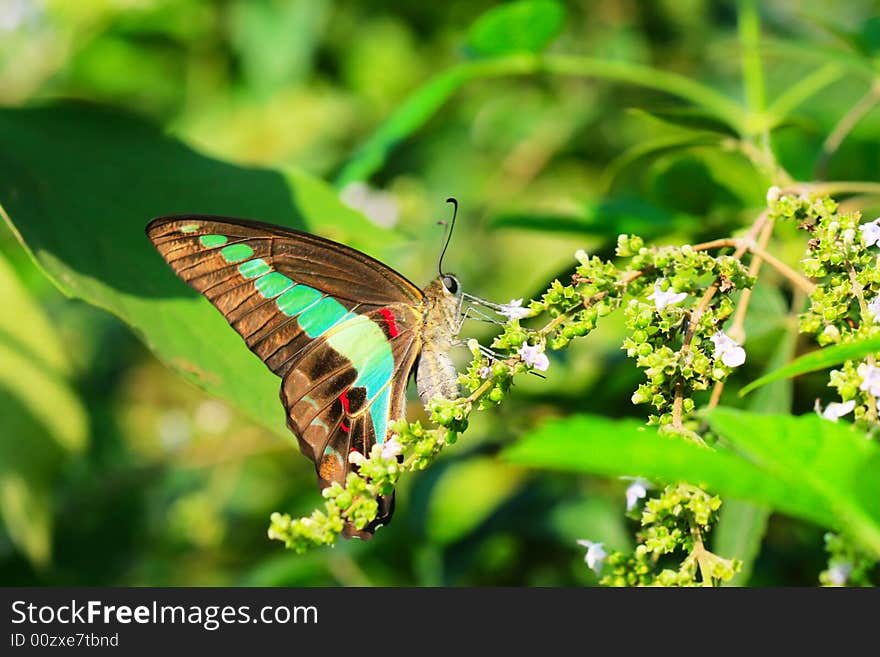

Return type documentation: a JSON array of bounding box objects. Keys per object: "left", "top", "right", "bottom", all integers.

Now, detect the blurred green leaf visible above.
[
  {"left": 426, "top": 458, "right": 524, "bottom": 545},
  {"left": 740, "top": 335, "right": 880, "bottom": 397},
  {"left": 0, "top": 256, "right": 87, "bottom": 454},
  {"left": 229, "top": 0, "right": 327, "bottom": 96},
  {"left": 0, "top": 102, "right": 390, "bottom": 438},
  {"left": 504, "top": 410, "right": 880, "bottom": 556},
  {"left": 629, "top": 107, "right": 738, "bottom": 137},
  {"left": 800, "top": 13, "right": 880, "bottom": 59},
  {"left": 489, "top": 196, "right": 688, "bottom": 238},
  {"left": 0, "top": 254, "right": 88, "bottom": 567},
  {"left": 740, "top": 284, "right": 789, "bottom": 342},
  {"left": 467, "top": 1, "right": 565, "bottom": 57},
  {"left": 601, "top": 134, "right": 723, "bottom": 194},
  {"left": 337, "top": 53, "right": 744, "bottom": 186},
  {"left": 765, "top": 63, "right": 842, "bottom": 127},
  {"left": 763, "top": 37, "right": 876, "bottom": 78}
]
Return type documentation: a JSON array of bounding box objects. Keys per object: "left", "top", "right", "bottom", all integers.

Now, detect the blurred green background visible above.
[{"left": 1, "top": 0, "right": 879, "bottom": 586}]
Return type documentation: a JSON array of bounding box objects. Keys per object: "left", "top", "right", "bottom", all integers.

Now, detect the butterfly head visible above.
[{"left": 441, "top": 273, "right": 460, "bottom": 295}]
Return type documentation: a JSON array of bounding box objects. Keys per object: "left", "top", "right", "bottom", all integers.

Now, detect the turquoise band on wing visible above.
[
  {"left": 204, "top": 232, "right": 396, "bottom": 444},
  {"left": 200, "top": 234, "right": 228, "bottom": 248},
  {"left": 254, "top": 271, "right": 294, "bottom": 298},
  {"left": 221, "top": 243, "right": 254, "bottom": 262},
  {"left": 239, "top": 258, "right": 271, "bottom": 279}
]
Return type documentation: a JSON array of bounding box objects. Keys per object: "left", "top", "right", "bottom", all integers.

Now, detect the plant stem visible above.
[
  {"left": 737, "top": 0, "right": 766, "bottom": 129},
  {"left": 729, "top": 216, "right": 776, "bottom": 343},
  {"left": 691, "top": 237, "right": 815, "bottom": 295},
  {"left": 689, "top": 521, "right": 716, "bottom": 587},
  {"left": 800, "top": 181, "right": 880, "bottom": 198},
  {"left": 707, "top": 215, "right": 776, "bottom": 408}
]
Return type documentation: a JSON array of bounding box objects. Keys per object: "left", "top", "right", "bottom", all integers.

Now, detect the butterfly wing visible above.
[{"left": 146, "top": 214, "right": 424, "bottom": 536}]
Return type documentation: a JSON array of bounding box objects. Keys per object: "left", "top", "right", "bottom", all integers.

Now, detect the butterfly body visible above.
[{"left": 146, "top": 214, "right": 463, "bottom": 537}]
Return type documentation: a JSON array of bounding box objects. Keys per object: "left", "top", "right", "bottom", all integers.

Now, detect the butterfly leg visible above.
[{"left": 459, "top": 303, "right": 505, "bottom": 326}]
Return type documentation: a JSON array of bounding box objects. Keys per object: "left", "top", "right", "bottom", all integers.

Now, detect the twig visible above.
[
  {"left": 707, "top": 216, "right": 776, "bottom": 408},
  {"left": 691, "top": 236, "right": 815, "bottom": 295}
]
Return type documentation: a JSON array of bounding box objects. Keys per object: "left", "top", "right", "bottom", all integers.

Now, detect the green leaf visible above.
[
  {"left": 628, "top": 106, "right": 738, "bottom": 137},
  {"left": 489, "top": 196, "right": 686, "bottom": 238},
  {"left": 0, "top": 254, "right": 88, "bottom": 567},
  {"left": 600, "top": 134, "right": 723, "bottom": 194},
  {"left": 765, "top": 63, "right": 842, "bottom": 126},
  {"left": 0, "top": 102, "right": 390, "bottom": 438},
  {"left": 229, "top": 0, "right": 327, "bottom": 95},
  {"left": 739, "top": 335, "right": 880, "bottom": 397},
  {"left": 336, "top": 53, "right": 743, "bottom": 186},
  {"left": 705, "top": 408, "right": 880, "bottom": 556},
  {"left": 503, "top": 410, "right": 880, "bottom": 556},
  {"left": 426, "top": 458, "right": 525, "bottom": 545},
  {"left": 763, "top": 37, "right": 877, "bottom": 79},
  {"left": 467, "top": 1, "right": 565, "bottom": 57}
]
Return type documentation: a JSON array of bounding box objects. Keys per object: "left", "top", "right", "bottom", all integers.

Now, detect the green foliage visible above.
[
  {"left": 0, "top": 104, "right": 394, "bottom": 439},
  {"left": 466, "top": 1, "right": 565, "bottom": 57},
  {"left": 0, "top": 254, "right": 88, "bottom": 567},
  {"left": 504, "top": 409, "right": 880, "bottom": 557},
  {"left": 3, "top": 0, "right": 880, "bottom": 587},
  {"left": 741, "top": 336, "right": 880, "bottom": 397}
]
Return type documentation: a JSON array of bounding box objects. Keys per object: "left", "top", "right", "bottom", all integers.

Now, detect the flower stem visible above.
[{"left": 691, "top": 236, "right": 815, "bottom": 295}]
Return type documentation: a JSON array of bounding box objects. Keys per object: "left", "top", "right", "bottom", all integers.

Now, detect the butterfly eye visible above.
[{"left": 442, "top": 275, "right": 459, "bottom": 294}]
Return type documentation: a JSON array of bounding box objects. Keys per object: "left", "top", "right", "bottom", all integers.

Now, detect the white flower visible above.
[
  {"left": 348, "top": 450, "right": 365, "bottom": 465},
  {"left": 710, "top": 331, "right": 746, "bottom": 367},
  {"left": 858, "top": 363, "right": 880, "bottom": 397},
  {"left": 500, "top": 298, "right": 532, "bottom": 320},
  {"left": 826, "top": 559, "right": 852, "bottom": 586},
  {"left": 575, "top": 249, "right": 590, "bottom": 264},
  {"left": 576, "top": 539, "right": 607, "bottom": 574},
  {"left": 843, "top": 228, "right": 856, "bottom": 245},
  {"left": 518, "top": 342, "right": 549, "bottom": 371},
  {"left": 647, "top": 280, "right": 688, "bottom": 311},
  {"left": 823, "top": 324, "right": 841, "bottom": 342},
  {"left": 478, "top": 365, "right": 492, "bottom": 379},
  {"left": 621, "top": 477, "right": 651, "bottom": 511},
  {"left": 381, "top": 437, "right": 402, "bottom": 460},
  {"left": 867, "top": 297, "right": 880, "bottom": 324},
  {"left": 815, "top": 399, "right": 855, "bottom": 423},
  {"left": 859, "top": 218, "right": 880, "bottom": 247},
  {"left": 766, "top": 185, "right": 782, "bottom": 203}
]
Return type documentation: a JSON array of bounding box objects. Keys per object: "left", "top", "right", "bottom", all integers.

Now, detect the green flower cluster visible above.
[
  {"left": 775, "top": 191, "right": 880, "bottom": 425},
  {"left": 620, "top": 239, "right": 754, "bottom": 428},
  {"left": 600, "top": 484, "right": 740, "bottom": 587}
]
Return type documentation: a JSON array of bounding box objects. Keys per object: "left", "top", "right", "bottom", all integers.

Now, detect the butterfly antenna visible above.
[{"left": 438, "top": 197, "right": 458, "bottom": 276}]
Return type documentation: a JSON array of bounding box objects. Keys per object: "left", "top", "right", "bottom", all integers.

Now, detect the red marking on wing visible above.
[
  {"left": 378, "top": 308, "right": 400, "bottom": 338},
  {"left": 339, "top": 390, "right": 351, "bottom": 433}
]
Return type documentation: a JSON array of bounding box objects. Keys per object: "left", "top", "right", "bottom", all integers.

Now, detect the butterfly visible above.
[{"left": 146, "top": 212, "right": 464, "bottom": 538}]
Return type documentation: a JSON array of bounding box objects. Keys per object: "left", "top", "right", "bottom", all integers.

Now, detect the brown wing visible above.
[
  {"left": 146, "top": 214, "right": 426, "bottom": 536},
  {"left": 280, "top": 307, "right": 422, "bottom": 537},
  {"left": 146, "top": 214, "right": 423, "bottom": 378}
]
